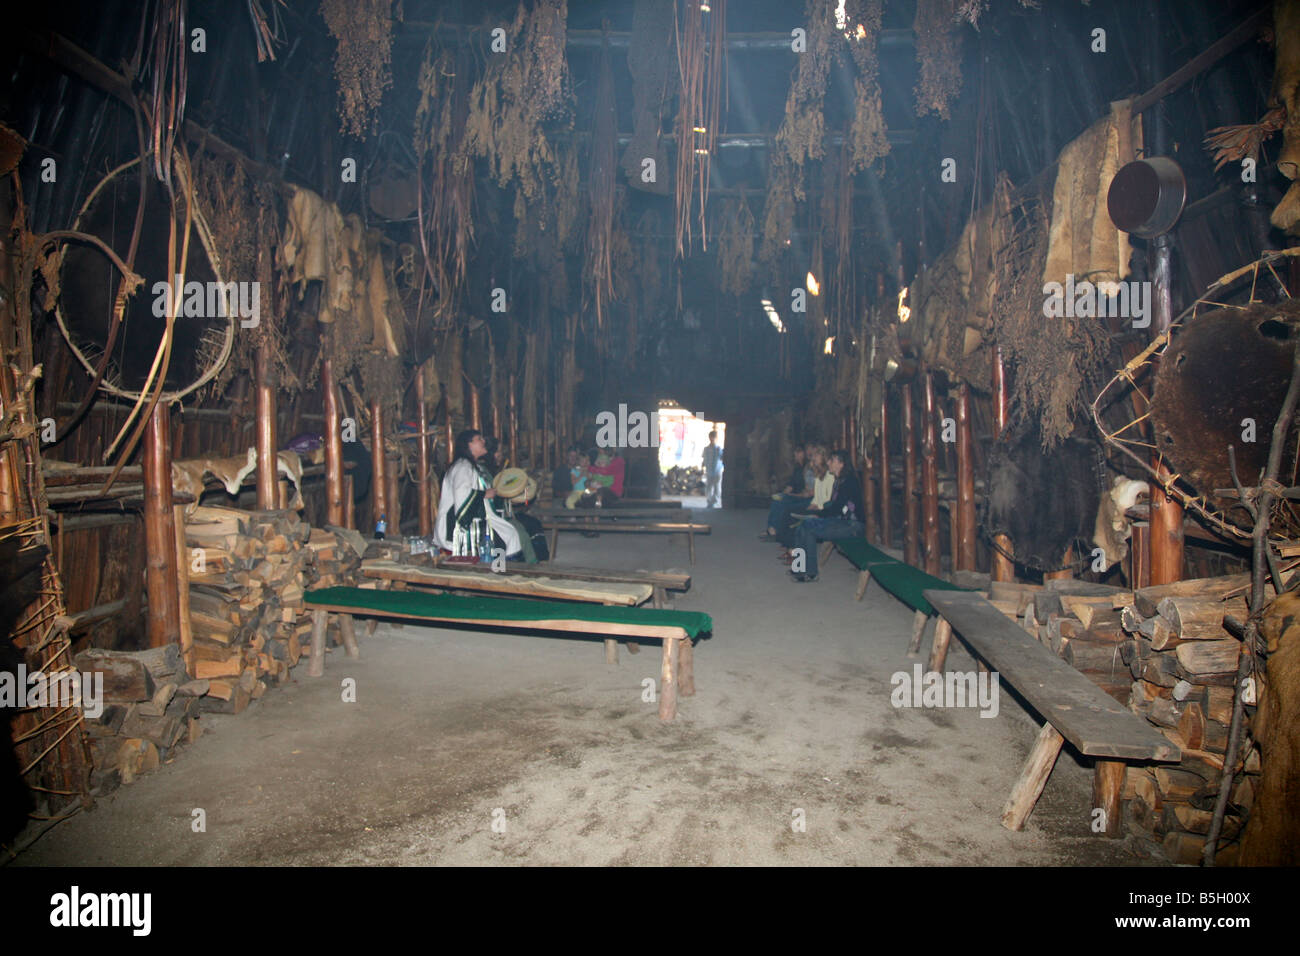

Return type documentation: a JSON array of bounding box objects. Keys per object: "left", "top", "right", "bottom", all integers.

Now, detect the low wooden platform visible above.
[
  {"left": 304, "top": 586, "right": 710, "bottom": 720},
  {"left": 362, "top": 559, "right": 653, "bottom": 605},
  {"left": 924, "top": 589, "right": 1181, "bottom": 834}
]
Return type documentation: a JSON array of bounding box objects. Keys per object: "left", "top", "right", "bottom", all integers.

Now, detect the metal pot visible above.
[{"left": 1107, "top": 156, "right": 1187, "bottom": 238}]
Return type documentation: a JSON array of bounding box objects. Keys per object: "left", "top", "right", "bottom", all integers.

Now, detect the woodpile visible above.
[
  {"left": 77, "top": 506, "right": 363, "bottom": 794},
  {"left": 990, "top": 574, "right": 1266, "bottom": 864},
  {"left": 1117, "top": 576, "right": 1266, "bottom": 866}
]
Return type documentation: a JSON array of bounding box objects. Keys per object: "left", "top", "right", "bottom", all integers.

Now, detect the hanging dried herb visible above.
[
  {"left": 913, "top": 0, "right": 962, "bottom": 121},
  {"left": 773, "top": 0, "right": 834, "bottom": 200},
  {"left": 583, "top": 32, "right": 617, "bottom": 329},
  {"left": 321, "top": 0, "right": 399, "bottom": 138},
  {"left": 673, "top": 0, "right": 727, "bottom": 256},
  {"left": 759, "top": 162, "right": 797, "bottom": 266},
  {"left": 842, "top": 0, "right": 889, "bottom": 174},
  {"left": 717, "top": 198, "right": 755, "bottom": 296},
  {"left": 414, "top": 42, "right": 476, "bottom": 329},
  {"left": 462, "top": 0, "right": 571, "bottom": 202}
]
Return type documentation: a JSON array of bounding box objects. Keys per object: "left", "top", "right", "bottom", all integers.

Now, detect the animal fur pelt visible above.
[
  {"left": 1239, "top": 589, "right": 1300, "bottom": 865},
  {"left": 1092, "top": 475, "right": 1147, "bottom": 570},
  {"left": 172, "top": 449, "right": 304, "bottom": 513},
  {"left": 985, "top": 428, "right": 1102, "bottom": 572},
  {"left": 0, "top": 540, "right": 50, "bottom": 846}
]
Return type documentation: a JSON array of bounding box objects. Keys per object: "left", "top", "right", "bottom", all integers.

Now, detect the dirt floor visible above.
[{"left": 19, "top": 506, "right": 1170, "bottom": 866}]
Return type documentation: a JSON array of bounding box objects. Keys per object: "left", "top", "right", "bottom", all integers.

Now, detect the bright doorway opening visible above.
[{"left": 657, "top": 402, "right": 726, "bottom": 508}]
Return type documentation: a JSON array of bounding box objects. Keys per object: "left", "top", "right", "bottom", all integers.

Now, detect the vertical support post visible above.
[
  {"left": 323, "top": 357, "right": 345, "bottom": 527},
  {"left": 143, "top": 403, "right": 181, "bottom": 648},
  {"left": 307, "top": 608, "right": 327, "bottom": 677},
  {"left": 956, "top": 383, "right": 976, "bottom": 571},
  {"left": 902, "top": 383, "right": 919, "bottom": 567},
  {"left": 370, "top": 399, "right": 387, "bottom": 531},
  {"left": 991, "top": 346, "right": 1015, "bottom": 582},
  {"left": 921, "top": 372, "right": 941, "bottom": 575},
  {"left": 468, "top": 380, "right": 482, "bottom": 433},
  {"left": 416, "top": 365, "right": 432, "bottom": 537},
  {"left": 879, "top": 389, "right": 891, "bottom": 548},
  {"left": 255, "top": 344, "right": 277, "bottom": 511},
  {"left": 508, "top": 372, "right": 518, "bottom": 466},
  {"left": 1092, "top": 760, "right": 1125, "bottom": 838},
  {"left": 1130, "top": 522, "right": 1151, "bottom": 589},
  {"left": 173, "top": 503, "right": 193, "bottom": 669}
]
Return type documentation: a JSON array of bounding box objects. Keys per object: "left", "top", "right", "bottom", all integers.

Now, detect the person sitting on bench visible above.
[
  {"left": 777, "top": 446, "right": 833, "bottom": 561},
  {"left": 434, "top": 429, "right": 522, "bottom": 559},
  {"left": 760, "top": 443, "right": 812, "bottom": 541},
  {"left": 789, "top": 448, "right": 863, "bottom": 583}
]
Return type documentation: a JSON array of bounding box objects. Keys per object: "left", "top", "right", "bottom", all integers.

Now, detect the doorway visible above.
[{"left": 657, "top": 402, "right": 726, "bottom": 508}]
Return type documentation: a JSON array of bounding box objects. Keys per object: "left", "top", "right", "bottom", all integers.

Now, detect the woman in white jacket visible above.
[{"left": 433, "top": 429, "right": 522, "bottom": 557}]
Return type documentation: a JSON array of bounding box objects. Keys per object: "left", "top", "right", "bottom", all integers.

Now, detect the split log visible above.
[{"left": 1174, "top": 638, "right": 1241, "bottom": 677}]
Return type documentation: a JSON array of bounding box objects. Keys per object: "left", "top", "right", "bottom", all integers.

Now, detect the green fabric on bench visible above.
[
  {"left": 866, "top": 562, "right": 972, "bottom": 616},
  {"left": 305, "top": 586, "right": 713, "bottom": 638},
  {"left": 835, "top": 539, "right": 902, "bottom": 570}
]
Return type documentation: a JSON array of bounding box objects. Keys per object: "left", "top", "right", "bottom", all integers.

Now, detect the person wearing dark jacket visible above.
[
  {"left": 790, "top": 449, "right": 864, "bottom": 583},
  {"left": 759, "top": 444, "right": 812, "bottom": 540}
]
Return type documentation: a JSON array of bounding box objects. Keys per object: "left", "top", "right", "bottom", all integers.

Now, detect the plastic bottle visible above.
[{"left": 375, "top": 513, "right": 387, "bottom": 540}]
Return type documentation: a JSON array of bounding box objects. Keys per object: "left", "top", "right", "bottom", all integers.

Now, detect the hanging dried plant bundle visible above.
[
  {"left": 954, "top": 0, "right": 1039, "bottom": 30},
  {"left": 717, "top": 198, "right": 755, "bottom": 296},
  {"left": 136, "top": 0, "right": 189, "bottom": 189},
  {"left": 913, "top": 0, "right": 962, "bottom": 120},
  {"left": 414, "top": 42, "right": 476, "bottom": 329},
  {"left": 584, "top": 32, "right": 618, "bottom": 329},
  {"left": 463, "top": 0, "right": 571, "bottom": 202},
  {"left": 760, "top": 162, "right": 797, "bottom": 265},
  {"left": 621, "top": 0, "right": 676, "bottom": 194},
  {"left": 321, "top": 0, "right": 398, "bottom": 138},
  {"left": 990, "top": 174, "right": 1111, "bottom": 448},
  {"left": 773, "top": 1, "right": 834, "bottom": 200},
  {"left": 842, "top": 0, "right": 889, "bottom": 173},
  {"left": 673, "top": 0, "right": 727, "bottom": 256}
]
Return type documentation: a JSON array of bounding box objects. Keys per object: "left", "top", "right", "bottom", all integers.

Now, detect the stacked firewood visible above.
[
  {"left": 1116, "top": 575, "right": 1266, "bottom": 866},
  {"left": 988, "top": 580, "right": 1133, "bottom": 704},
  {"left": 77, "top": 507, "right": 363, "bottom": 793},
  {"left": 183, "top": 506, "right": 363, "bottom": 711}
]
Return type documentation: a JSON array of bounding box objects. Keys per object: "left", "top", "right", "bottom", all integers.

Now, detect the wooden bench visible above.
[
  {"left": 543, "top": 519, "right": 711, "bottom": 564},
  {"left": 924, "top": 590, "right": 1181, "bottom": 834},
  {"left": 828, "top": 540, "right": 971, "bottom": 657},
  {"left": 303, "top": 586, "right": 711, "bottom": 721},
  {"left": 361, "top": 558, "right": 654, "bottom": 662}
]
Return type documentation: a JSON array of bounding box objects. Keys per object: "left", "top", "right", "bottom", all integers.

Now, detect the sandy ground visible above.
[{"left": 19, "top": 506, "right": 1168, "bottom": 866}]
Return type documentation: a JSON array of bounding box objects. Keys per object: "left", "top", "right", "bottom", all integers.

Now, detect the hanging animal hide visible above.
[{"left": 172, "top": 449, "right": 304, "bottom": 513}]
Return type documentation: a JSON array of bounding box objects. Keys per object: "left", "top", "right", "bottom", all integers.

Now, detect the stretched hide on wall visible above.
[
  {"left": 1092, "top": 475, "right": 1147, "bottom": 570},
  {"left": 1149, "top": 301, "right": 1299, "bottom": 533},
  {"left": 172, "top": 449, "right": 304, "bottom": 513},
  {"left": 1239, "top": 589, "right": 1300, "bottom": 865},
  {"left": 985, "top": 430, "right": 1101, "bottom": 572}
]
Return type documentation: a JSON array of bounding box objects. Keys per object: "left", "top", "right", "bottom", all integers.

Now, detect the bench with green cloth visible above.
[
  {"left": 829, "top": 540, "right": 973, "bottom": 660},
  {"left": 303, "top": 586, "right": 711, "bottom": 721},
  {"left": 923, "top": 589, "right": 1181, "bottom": 835}
]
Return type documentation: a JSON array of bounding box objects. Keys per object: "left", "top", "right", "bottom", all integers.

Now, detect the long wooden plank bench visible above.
[
  {"left": 304, "top": 586, "right": 712, "bottom": 721},
  {"left": 454, "top": 562, "right": 690, "bottom": 612},
  {"left": 543, "top": 520, "right": 711, "bottom": 564},
  {"left": 829, "top": 540, "right": 971, "bottom": 658},
  {"left": 361, "top": 558, "right": 654, "bottom": 663},
  {"left": 924, "top": 589, "right": 1181, "bottom": 834}
]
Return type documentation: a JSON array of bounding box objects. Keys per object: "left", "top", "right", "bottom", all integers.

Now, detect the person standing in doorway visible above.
[{"left": 702, "top": 430, "right": 723, "bottom": 508}]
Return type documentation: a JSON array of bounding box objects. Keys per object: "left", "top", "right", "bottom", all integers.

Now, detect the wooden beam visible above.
[
  {"left": 1130, "top": 9, "right": 1270, "bottom": 115},
  {"left": 371, "top": 400, "right": 388, "bottom": 532},
  {"left": 902, "top": 383, "right": 920, "bottom": 567},
  {"left": 416, "top": 365, "right": 432, "bottom": 537},
  {"left": 991, "top": 346, "right": 1015, "bottom": 583},
  {"left": 255, "top": 344, "right": 277, "bottom": 511},
  {"left": 879, "top": 389, "right": 891, "bottom": 548}
]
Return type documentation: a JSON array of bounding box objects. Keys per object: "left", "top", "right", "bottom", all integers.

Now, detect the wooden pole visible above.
[
  {"left": 255, "top": 344, "right": 277, "bottom": 511},
  {"left": 862, "top": 445, "right": 876, "bottom": 544},
  {"left": 921, "top": 371, "right": 941, "bottom": 575},
  {"left": 323, "top": 357, "right": 345, "bottom": 527},
  {"left": 143, "top": 403, "right": 181, "bottom": 648},
  {"left": 1149, "top": 230, "right": 1184, "bottom": 585},
  {"left": 902, "top": 384, "right": 919, "bottom": 566},
  {"left": 371, "top": 400, "right": 388, "bottom": 532},
  {"left": 173, "top": 503, "right": 193, "bottom": 669},
  {"left": 416, "top": 365, "right": 432, "bottom": 536},
  {"left": 991, "top": 346, "right": 1015, "bottom": 582},
  {"left": 508, "top": 371, "right": 518, "bottom": 466},
  {"left": 879, "top": 389, "right": 891, "bottom": 549},
  {"left": 956, "top": 383, "right": 976, "bottom": 571}
]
